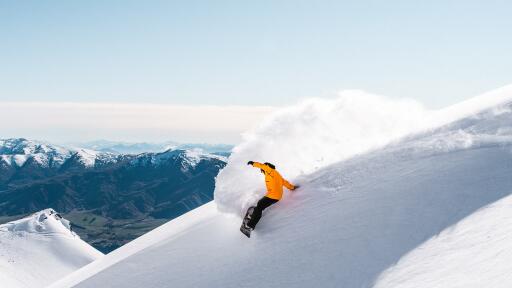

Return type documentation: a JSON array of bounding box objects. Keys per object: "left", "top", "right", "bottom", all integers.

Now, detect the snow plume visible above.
[
  {"left": 215, "top": 85, "right": 512, "bottom": 216},
  {"left": 214, "top": 91, "right": 429, "bottom": 215}
]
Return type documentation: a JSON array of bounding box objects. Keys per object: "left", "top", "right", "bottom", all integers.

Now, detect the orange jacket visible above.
[{"left": 251, "top": 162, "right": 295, "bottom": 200}]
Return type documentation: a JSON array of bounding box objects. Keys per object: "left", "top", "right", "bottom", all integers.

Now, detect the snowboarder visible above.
[{"left": 240, "top": 161, "right": 298, "bottom": 237}]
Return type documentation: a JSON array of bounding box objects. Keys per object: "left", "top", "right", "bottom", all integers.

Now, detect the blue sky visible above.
[
  {"left": 2, "top": 0, "right": 511, "bottom": 107},
  {"left": 0, "top": 1, "right": 511, "bottom": 143}
]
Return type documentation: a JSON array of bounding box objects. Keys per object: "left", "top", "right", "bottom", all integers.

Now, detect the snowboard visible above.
[{"left": 240, "top": 206, "right": 255, "bottom": 238}]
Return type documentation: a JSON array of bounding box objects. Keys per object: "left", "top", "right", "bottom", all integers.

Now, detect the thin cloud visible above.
[{"left": 0, "top": 102, "right": 276, "bottom": 144}]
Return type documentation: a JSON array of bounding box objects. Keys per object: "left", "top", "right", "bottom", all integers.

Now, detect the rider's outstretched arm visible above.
[
  {"left": 247, "top": 161, "right": 272, "bottom": 173},
  {"left": 283, "top": 179, "right": 297, "bottom": 190}
]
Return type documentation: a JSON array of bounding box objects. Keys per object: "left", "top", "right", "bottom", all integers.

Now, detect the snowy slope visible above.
[
  {"left": 374, "top": 194, "right": 512, "bottom": 288},
  {"left": 52, "top": 85, "right": 512, "bottom": 288},
  {"left": 0, "top": 209, "right": 103, "bottom": 288}
]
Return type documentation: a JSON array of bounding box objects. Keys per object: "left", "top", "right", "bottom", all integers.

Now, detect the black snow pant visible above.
[{"left": 247, "top": 196, "right": 279, "bottom": 229}]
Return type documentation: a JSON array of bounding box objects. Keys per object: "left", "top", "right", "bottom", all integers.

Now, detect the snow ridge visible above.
[
  {"left": 374, "top": 194, "right": 512, "bottom": 288},
  {"left": 0, "top": 138, "right": 70, "bottom": 168},
  {"left": 0, "top": 138, "right": 230, "bottom": 171},
  {"left": 0, "top": 209, "right": 103, "bottom": 288},
  {"left": 0, "top": 138, "right": 117, "bottom": 168},
  {"left": 129, "top": 149, "right": 227, "bottom": 173},
  {"left": 1, "top": 208, "right": 73, "bottom": 236}
]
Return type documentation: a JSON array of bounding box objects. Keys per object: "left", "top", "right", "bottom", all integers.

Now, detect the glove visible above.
[{"left": 247, "top": 161, "right": 254, "bottom": 166}]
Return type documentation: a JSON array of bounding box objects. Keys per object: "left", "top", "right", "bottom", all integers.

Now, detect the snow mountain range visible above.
[
  {"left": 0, "top": 138, "right": 228, "bottom": 252},
  {"left": 71, "top": 139, "right": 233, "bottom": 155},
  {"left": 0, "top": 138, "right": 118, "bottom": 170},
  {"left": 0, "top": 138, "right": 230, "bottom": 173}
]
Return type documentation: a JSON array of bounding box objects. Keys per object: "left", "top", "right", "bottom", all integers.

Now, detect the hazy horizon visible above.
[
  {"left": 0, "top": 101, "right": 275, "bottom": 144},
  {"left": 2, "top": 84, "right": 512, "bottom": 144}
]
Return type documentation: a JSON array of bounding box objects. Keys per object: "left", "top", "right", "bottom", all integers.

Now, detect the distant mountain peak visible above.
[
  {"left": 0, "top": 138, "right": 123, "bottom": 170},
  {"left": 1, "top": 208, "right": 74, "bottom": 237},
  {"left": 129, "top": 148, "right": 228, "bottom": 172},
  {"left": 71, "top": 140, "right": 233, "bottom": 155},
  {"left": 0, "top": 138, "right": 71, "bottom": 168},
  {"left": 0, "top": 208, "right": 103, "bottom": 288}
]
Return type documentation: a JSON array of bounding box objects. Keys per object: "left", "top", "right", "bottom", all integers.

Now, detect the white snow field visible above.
[
  {"left": 0, "top": 209, "right": 103, "bottom": 288},
  {"left": 374, "top": 194, "right": 512, "bottom": 288},
  {"left": 52, "top": 85, "right": 512, "bottom": 288}
]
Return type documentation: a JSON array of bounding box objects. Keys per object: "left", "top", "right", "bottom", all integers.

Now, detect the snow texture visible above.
[
  {"left": 0, "top": 209, "right": 103, "bottom": 288},
  {"left": 374, "top": 194, "right": 512, "bottom": 288},
  {"left": 50, "top": 85, "right": 512, "bottom": 288}
]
